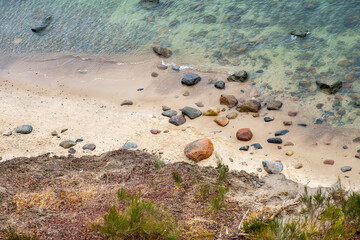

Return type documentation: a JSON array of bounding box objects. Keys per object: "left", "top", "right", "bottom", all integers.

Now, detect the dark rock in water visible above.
[
  {"left": 182, "top": 106, "right": 202, "bottom": 119},
  {"left": 226, "top": 15, "right": 241, "bottom": 23},
  {"left": 162, "top": 110, "right": 177, "bottom": 118},
  {"left": 203, "top": 14, "right": 217, "bottom": 24},
  {"left": 239, "top": 146, "right": 249, "bottom": 151},
  {"left": 15, "top": 125, "right": 33, "bottom": 134},
  {"left": 181, "top": 73, "right": 201, "bottom": 86},
  {"left": 140, "top": 0, "right": 159, "bottom": 9},
  {"left": 354, "top": 58, "right": 360, "bottom": 66},
  {"left": 214, "top": 81, "right": 225, "bottom": 89},
  {"left": 31, "top": 16, "right": 52, "bottom": 33},
  {"left": 171, "top": 66, "right": 180, "bottom": 72},
  {"left": 341, "top": 166, "right": 352, "bottom": 173},
  {"left": 153, "top": 46, "right": 172, "bottom": 58},
  {"left": 298, "top": 123, "right": 308, "bottom": 127},
  {"left": 169, "top": 115, "right": 186, "bottom": 126},
  {"left": 169, "top": 19, "right": 180, "bottom": 27},
  {"left": 315, "top": 119, "right": 323, "bottom": 124},
  {"left": 220, "top": 94, "right": 238, "bottom": 108},
  {"left": 236, "top": 100, "right": 261, "bottom": 112},
  {"left": 275, "top": 130, "right": 289, "bottom": 136},
  {"left": 344, "top": 16, "right": 359, "bottom": 28},
  {"left": 68, "top": 148, "right": 76, "bottom": 154},
  {"left": 83, "top": 143, "right": 96, "bottom": 151},
  {"left": 59, "top": 140, "right": 76, "bottom": 149},
  {"left": 267, "top": 100, "right": 283, "bottom": 110},
  {"left": 251, "top": 143, "right": 263, "bottom": 150},
  {"left": 122, "top": 142, "right": 137, "bottom": 150},
  {"left": 256, "top": 70, "right": 264, "bottom": 73},
  {"left": 121, "top": 100, "right": 133, "bottom": 106},
  {"left": 290, "top": 30, "right": 309, "bottom": 38},
  {"left": 262, "top": 161, "right": 283, "bottom": 174},
  {"left": 267, "top": 138, "right": 283, "bottom": 144},
  {"left": 76, "top": 138, "right": 83, "bottom": 142},
  {"left": 264, "top": 117, "right": 274, "bottom": 122},
  {"left": 316, "top": 78, "right": 342, "bottom": 94},
  {"left": 227, "top": 71, "right": 248, "bottom": 82}
]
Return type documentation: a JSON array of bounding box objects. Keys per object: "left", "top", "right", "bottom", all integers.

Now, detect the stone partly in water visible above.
[
  {"left": 341, "top": 166, "right": 352, "bottom": 173},
  {"left": 169, "top": 115, "right": 186, "bottom": 126},
  {"left": 59, "top": 140, "right": 76, "bottom": 149},
  {"left": 122, "top": 142, "right": 138, "bottom": 150},
  {"left": 202, "top": 107, "right": 220, "bottom": 116},
  {"left": 275, "top": 130, "right": 289, "bottom": 136},
  {"left": 214, "top": 81, "right": 225, "bottom": 89},
  {"left": 267, "top": 138, "right": 283, "bottom": 144},
  {"left": 262, "top": 161, "right": 283, "bottom": 174},
  {"left": 31, "top": 16, "right": 52, "bottom": 33},
  {"left": 83, "top": 143, "right": 96, "bottom": 151},
  {"left": 236, "top": 128, "right": 253, "bottom": 141},
  {"left": 184, "top": 138, "right": 214, "bottom": 162},
  {"left": 316, "top": 78, "right": 342, "bottom": 94},
  {"left": 226, "top": 112, "right": 238, "bottom": 119},
  {"left": 181, "top": 73, "right": 201, "bottom": 86},
  {"left": 236, "top": 100, "right": 261, "bottom": 113},
  {"left": 227, "top": 71, "right": 248, "bottom": 82},
  {"left": 214, "top": 117, "right": 229, "bottom": 127},
  {"left": 267, "top": 100, "right": 283, "bottom": 110},
  {"left": 220, "top": 94, "right": 238, "bottom": 108},
  {"left": 15, "top": 125, "right": 33, "bottom": 134},
  {"left": 162, "top": 110, "right": 177, "bottom": 118},
  {"left": 182, "top": 106, "right": 202, "bottom": 119},
  {"left": 153, "top": 46, "right": 172, "bottom": 58}
]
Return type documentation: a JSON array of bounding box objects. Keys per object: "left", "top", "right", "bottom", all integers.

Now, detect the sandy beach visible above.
[{"left": 1, "top": 54, "right": 359, "bottom": 190}]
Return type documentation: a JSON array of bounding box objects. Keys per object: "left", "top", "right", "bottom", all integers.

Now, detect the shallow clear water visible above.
[{"left": 1, "top": 0, "right": 360, "bottom": 128}]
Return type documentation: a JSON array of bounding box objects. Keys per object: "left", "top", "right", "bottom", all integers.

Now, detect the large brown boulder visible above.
[
  {"left": 220, "top": 94, "right": 238, "bottom": 108},
  {"left": 184, "top": 138, "right": 214, "bottom": 162},
  {"left": 236, "top": 128, "right": 253, "bottom": 141},
  {"left": 236, "top": 100, "right": 261, "bottom": 112}
]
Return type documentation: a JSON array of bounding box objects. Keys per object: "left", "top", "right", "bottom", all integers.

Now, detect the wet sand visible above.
[{"left": 0, "top": 54, "right": 359, "bottom": 190}]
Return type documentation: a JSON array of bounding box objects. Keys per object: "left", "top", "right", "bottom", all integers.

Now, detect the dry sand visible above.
[{"left": 0, "top": 54, "right": 359, "bottom": 190}]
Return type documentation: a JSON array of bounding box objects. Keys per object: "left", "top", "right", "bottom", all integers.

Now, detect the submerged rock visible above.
[
  {"left": 290, "top": 30, "right": 309, "bottom": 38},
  {"left": 153, "top": 46, "right": 172, "bottom": 58},
  {"left": 15, "top": 125, "right": 33, "bottom": 134},
  {"left": 227, "top": 71, "right": 248, "bottom": 82},
  {"left": 181, "top": 73, "right": 201, "bottom": 86},
  {"left": 31, "top": 16, "right": 52, "bottom": 33},
  {"left": 316, "top": 78, "right": 342, "bottom": 94},
  {"left": 184, "top": 138, "right": 214, "bottom": 162},
  {"left": 262, "top": 161, "right": 283, "bottom": 174}
]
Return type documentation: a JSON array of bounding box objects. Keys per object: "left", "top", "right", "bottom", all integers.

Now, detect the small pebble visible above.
[
  {"left": 264, "top": 117, "right": 274, "bottom": 122},
  {"left": 341, "top": 166, "right": 352, "bottom": 172},
  {"left": 239, "top": 146, "right": 249, "bottom": 151},
  {"left": 162, "top": 106, "right": 171, "bottom": 111},
  {"left": 252, "top": 113, "right": 260, "bottom": 118},
  {"left": 151, "top": 72, "right": 159, "bottom": 77},
  {"left": 288, "top": 111, "right": 298, "bottom": 117},
  {"left": 150, "top": 129, "right": 161, "bottom": 135},
  {"left": 137, "top": 88, "right": 144, "bottom": 91},
  {"left": 283, "top": 121, "right": 293, "bottom": 126},
  {"left": 286, "top": 150, "right": 294, "bottom": 156},
  {"left": 295, "top": 163, "right": 303, "bottom": 169},
  {"left": 195, "top": 101, "right": 204, "bottom": 107},
  {"left": 61, "top": 129, "right": 68, "bottom": 133},
  {"left": 251, "top": 143, "right": 263, "bottom": 150},
  {"left": 68, "top": 148, "right": 76, "bottom": 154},
  {"left": 298, "top": 123, "right": 307, "bottom": 127},
  {"left": 343, "top": 145, "right": 348, "bottom": 149},
  {"left": 83, "top": 143, "right": 96, "bottom": 151},
  {"left": 3, "top": 131, "right": 12, "bottom": 136},
  {"left": 51, "top": 131, "right": 58, "bottom": 136},
  {"left": 323, "top": 160, "right": 335, "bottom": 165},
  {"left": 121, "top": 100, "right": 133, "bottom": 106},
  {"left": 284, "top": 142, "right": 294, "bottom": 146},
  {"left": 183, "top": 91, "right": 190, "bottom": 96},
  {"left": 76, "top": 138, "right": 83, "bottom": 142}
]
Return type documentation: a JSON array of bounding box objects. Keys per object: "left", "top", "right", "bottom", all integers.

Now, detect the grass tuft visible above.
[
  {"left": 154, "top": 159, "right": 165, "bottom": 169},
  {"left": 3, "top": 226, "right": 39, "bottom": 240}
]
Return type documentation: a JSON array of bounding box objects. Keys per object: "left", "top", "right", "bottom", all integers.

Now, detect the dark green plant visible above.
[
  {"left": 154, "top": 159, "right": 165, "bottom": 169},
  {"left": 117, "top": 187, "right": 129, "bottom": 201},
  {"left": 215, "top": 156, "right": 229, "bottom": 185},
  {"left": 3, "top": 226, "right": 39, "bottom": 240},
  {"left": 172, "top": 172, "right": 182, "bottom": 186},
  {"left": 211, "top": 185, "right": 227, "bottom": 210}
]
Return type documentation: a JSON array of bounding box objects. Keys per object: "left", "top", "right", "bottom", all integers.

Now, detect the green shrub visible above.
[
  {"left": 154, "top": 159, "right": 165, "bottom": 169},
  {"left": 3, "top": 226, "right": 39, "bottom": 240},
  {"left": 211, "top": 185, "right": 227, "bottom": 210},
  {"left": 172, "top": 172, "right": 182, "bottom": 186}
]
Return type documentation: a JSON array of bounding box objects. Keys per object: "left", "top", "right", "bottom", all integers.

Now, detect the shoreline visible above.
[{"left": 0, "top": 53, "right": 360, "bottom": 190}]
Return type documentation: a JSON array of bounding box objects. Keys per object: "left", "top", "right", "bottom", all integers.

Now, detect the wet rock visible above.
[
  {"left": 226, "top": 112, "right": 238, "bottom": 119},
  {"left": 283, "top": 121, "right": 293, "bottom": 126},
  {"left": 59, "top": 140, "right": 76, "bottom": 149},
  {"left": 150, "top": 129, "right": 161, "bottom": 135},
  {"left": 3, "top": 131, "right": 12, "bottom": 136},
  {"left": 227, "top": 71, "right": 248, "bottom": 82},
  {"left": 169, "top": 115, "right": 186, "bottom": 126},
  {"left": 203, "top": 14, "right": 217, "bottom": 24},
  {"left": 153, "top": 46, "right": 172, "bottom": 58},
  {"left": 262, "top": 161, "right": 283, "bottom": 174},
  {"left": 264, "top": 117, "right": 274, "bottom": 122},
  {"left": 83, "top": 143, "right": 96, "bottom": 151},
  {"left": 239, "top": 146, "right": 249, "bottom": 151},
  {"left": 236, "top": 100, "right": 261, "bottom": 112},
  {"left": 341, "top": 166, "right": 352, "bottom": 173},
  {"left": 267, "top": 100, "right": 283, "bottom": 110},
  {"left": 214, "top": 81, "right": 225, "bottom": 89},
  {"left": 162, "top": 110, "right": 177, "bottom": 118},
  {"left": 275, "top": 130, "right": 289, "bottom": 136},
  {"left": 286, "top": 150, "right": 294, "bottom": 156},
  {"left": 182, "top": 107, "right": 202, "bottom": 119},
  {"left": 68, "top": 148, "right": 76, "bottom": 154},
  {"left": 202, "top": 107, "right": 220, "bottom": 116},
  {"left": 290, "top": 30, "right": 309, "bottom": 38},
  {"left": 31, "top": 16, "right": 52, "bottom": 33},
  {"left": 251, "top": 143, "right": 263, "bottom": 150},
  {"left": 323, "top": 160, "right": 335, "bottom": 165},
  {"left": 157, "top": 64, "right": 168, "bottom": 70},
  {"left": 15, "top": 125, "right": 33, "bottom": 134},
  {"left": 121, "top": 100, "right": 133, "bottom": 106},
  {"left": 214, "top": 117, "right": 229, "bottom": 127},
  {"left": 51, "top": 131, "right": 58, "bottom": 136},
  {"left": 122, "top": 142, "right": 138, "bottom": 150},
  {"left": 316, "top": 78, "right": 342, "bottom": 94},
  {"left": 184, "top": 138, "right": 214, "bottom": 162},
  {"left": 288, "top": 111, "right": 298, "bottom": 117},
  {"left": 236, "top": 128, "right": 253, "bottom": 141},
  {"left": 267, "top": 138, "right": 283, "bottom": 144},
  {"left": 195, "top": 101, "right": 204, "bottom": 107},
  {"left": 181, "top": 73, "right": 201, "bottom": 86},
  {"left": 151, "top": 72, "right": 159, "bottom": 77},
  {"left": 220, "top": 94, "right": 238, "bottom": 108}
]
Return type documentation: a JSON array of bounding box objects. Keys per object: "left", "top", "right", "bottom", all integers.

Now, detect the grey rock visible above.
[
  {"left": 316, "top": 79, "right": 342, "bottom": 94},
  {"left": 83, "top": 143, "right": 96, "bottom": 151},
  {"left": 262, "top": 161, "right": 284, "bottom": 174},
  {"left": 181, "top": 73, "right": 201, "bottom": 86},
  {"left": 68, "top": 148, "right": 76, "bottom": 154},
  {"left": 162, "top": 106, "right": 171, "bottom": 111},
  {"left": 122, "top": 142, "right": 138, "bottom": 150},
  {"left": 169, "top": 115, "right": 186, "bottom": 126},
  {"left": 341, "top": 166, "right": 352, "bottom": 172},
  {"left": 182, "top": 106, "right": 202, "bottom": 119},
  {"left": 59, "top": 140, "right": 76, "bottom": 149},
  {"left": 162, "top": 110, "right": 177, "bottom": 118},
  {"left": 267, "top": 100, "right": 283, "bottom": 110},
  {"left": 290, "top": 30, "right": 309, "bottom": 38},
  {"left": 3, "top": 131, "right": 12, "bottom": 136},
  {"left": 121, "top": 100, "right": 133, "bottom": 106},
  {"left": 227, "top": 71, "right": 248, "bottom": 82},
  {"left": 214, "top": 81, "right": 225, "bottom": 89},
  {"left": 267, "top": 138, "right": 283, "bottom": 144},
  {"left": 251, "top": 143, "right": 263, "bottom": 150},
  {"left": 15, "top": 125, "right": 33, "bottom": 134},
  {"left": 275, "top": 130, "right": 289, "bottom": 136}
]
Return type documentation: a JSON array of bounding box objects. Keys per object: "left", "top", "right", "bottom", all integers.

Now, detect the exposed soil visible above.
[{"left": 0, "top": 149, "right": 304, "bottom": 239}]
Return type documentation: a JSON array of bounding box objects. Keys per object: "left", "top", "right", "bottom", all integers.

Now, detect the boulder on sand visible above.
[
  {"left": 184, "top": 138, "right": 214, "bottom": 162},
  {"left": 236, "top": 100, "right": 261, "bottom": 112}
]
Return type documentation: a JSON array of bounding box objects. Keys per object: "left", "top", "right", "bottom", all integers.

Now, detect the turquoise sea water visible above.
[{"left": 0, "top": 0, "right": 360, "bottom": 128}]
